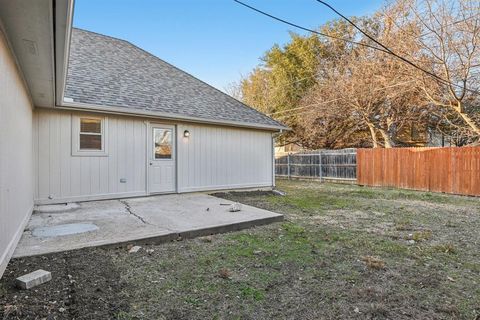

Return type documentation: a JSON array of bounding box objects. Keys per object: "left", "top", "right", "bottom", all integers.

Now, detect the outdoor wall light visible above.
[{"left": 183, "top": 130, "right": 190, "bottom": 138}]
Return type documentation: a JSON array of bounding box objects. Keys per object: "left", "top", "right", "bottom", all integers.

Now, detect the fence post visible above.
[
  {"left": 287, "top": 153, "right": 291, "bottom": 179},
  {"left": 319, "top": 151, "right": 322, "bottom": 182}
]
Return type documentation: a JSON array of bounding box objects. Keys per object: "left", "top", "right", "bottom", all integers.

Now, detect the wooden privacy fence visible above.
[
  {"left": 357, "top": 147, "right": 480, "bottom": 196},
  {"left": 275, "top": 149, "right": 357, "bottom": 181}
]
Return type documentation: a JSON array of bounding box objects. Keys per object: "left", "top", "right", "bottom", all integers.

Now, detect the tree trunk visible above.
[
  {"left": 367, "top": 123, "right": 379, "bottom": 148},
  {"left": 379, "top": 129, "right": 393, "bottom": 148},
  {"left": 456, "top": 101, "right": 480, "bottom": 137}
]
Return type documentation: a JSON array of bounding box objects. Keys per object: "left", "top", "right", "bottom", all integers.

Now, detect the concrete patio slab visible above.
[{"left": 13, "top": 193, "right": 283, "bottom": 258}]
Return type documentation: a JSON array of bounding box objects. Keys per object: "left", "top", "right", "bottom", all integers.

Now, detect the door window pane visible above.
[{"left": 154, "top": 128, "right": 172, "bottom": 159}]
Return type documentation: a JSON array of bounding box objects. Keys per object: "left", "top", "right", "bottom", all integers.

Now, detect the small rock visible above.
[
  {"left": 200, "top": 235, "right": 213, "bottom": 243},
  {"left": 128, "top": 246, "right": 142, "bottom": 253},
  {"left": 354, "top": 307, "right": 360, "bottom": 313},
  {"left": 253, "top": 250, "right": 262, "bottom": 255},
  {"left": 146, "top": 249, "right": 155, "bottom": 254},
  {"left": 407, "top": 240, "right": 415, "bottom": 244},
  {"left": 272, "top": 189, "right": 287, "bottom": 196},
  {"left": 229, "top": 203, "right": 242, "bottom": 212},
  {"left": 59, "top": 307, "right": 66, "bottom": 313}
]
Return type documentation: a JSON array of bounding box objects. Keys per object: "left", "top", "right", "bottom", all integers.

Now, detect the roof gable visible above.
[{"left": 64, "top": 28, "right": 286, "bottom": 130}]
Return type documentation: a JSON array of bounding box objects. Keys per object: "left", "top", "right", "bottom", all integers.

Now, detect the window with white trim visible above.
[{"left": 72, "top": 115, "right": 108, "bottom": 156}]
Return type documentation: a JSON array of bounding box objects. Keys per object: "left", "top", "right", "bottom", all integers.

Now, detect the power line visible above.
[
  {"left": 233, "top": 0, "right": 480, "bottom": 95},
  {"left": 313, "top": 0, "right": 480, "bottom": 95},
  {"left": 233, "top": 0, "right": 390, "bottom": 54},
  {"left": 271, "top": 80, "right": 417, "bottom": 119}
]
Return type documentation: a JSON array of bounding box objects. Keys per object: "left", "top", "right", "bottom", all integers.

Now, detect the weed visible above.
[
  {"left": 282, "top": 223, "right": 305, "bottom": 236},
  {"left": 433, "top": 243, "right": 456, "bottom": 254},
  {"left": 395, "top": 218, "right": 414, "bottom": 231},
  {"left": 218, "top": 268, "right": 232, "bottom": 279},
  {"left": 185, "top": 297, "right": 201, "bottom": 306},
  {"left": 361, "top": 256, "right": 386, "bottom": 270},
  {"left": 445, "top": 220, "right": 457, "bottom": 228},
  {"left": 412, "top": 230, "right": 432, "bottom": 242},
  {"left": 240, "top": 286, "right": 265, "bottom": 301}
]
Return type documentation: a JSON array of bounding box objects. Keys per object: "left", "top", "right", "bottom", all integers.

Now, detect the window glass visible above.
[
  {"left": 80, "top": 134, "right": 102, "bottom": 150},
  {"left": 80, "top": 118, "right": 101, "bottom": 133},
  {"left": 79, "top": 118, "right": 102, "bottom": 150},
  {"left": 154, "top": 128, "right": 172, "bottom": 159}
]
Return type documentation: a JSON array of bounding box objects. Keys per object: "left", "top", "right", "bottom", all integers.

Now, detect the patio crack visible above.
[{"left": 119, "top": 200, "right": 150, "bottom": 225}]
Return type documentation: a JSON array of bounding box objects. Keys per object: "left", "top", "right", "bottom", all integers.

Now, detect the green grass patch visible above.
[{"left": 240, "top": 286, "right": 265, "bottom": 301}]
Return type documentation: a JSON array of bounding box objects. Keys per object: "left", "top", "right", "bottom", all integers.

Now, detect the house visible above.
[{"left": 0, "top": 0, "right": 286, "bottom": 277}]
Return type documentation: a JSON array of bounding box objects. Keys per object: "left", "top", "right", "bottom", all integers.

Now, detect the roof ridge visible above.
[
  {"left": 71, "top": 27, "right": 285, "bottom": 127},
  {"left": 72, "top": 27, "right": 132, "bottom": 45},
  {"left": 67, "top": 28, "right": 287, "bottom": 130}
]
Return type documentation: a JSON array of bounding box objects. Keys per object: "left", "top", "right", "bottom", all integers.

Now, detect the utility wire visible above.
[
  {"left": 271, "top": 79, "right": 417, "bottom": 118},
  {"left": 233, "top": 0, "right": 390, "bottom": 54},
  {"left": 233, "top": 0, "right": 479, "bottom": 95},
  {"left": 313, "top": 0, "right": 480, "bottom": 95}
]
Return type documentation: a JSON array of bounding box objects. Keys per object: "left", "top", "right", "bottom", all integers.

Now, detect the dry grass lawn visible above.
[{"left": 1, "top": 180, "right": 479, "bottom": 319}]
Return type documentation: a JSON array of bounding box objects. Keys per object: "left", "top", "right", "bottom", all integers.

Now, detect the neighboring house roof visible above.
[{"left": 64, "top": 28, "right": 286, "bottom": 130}]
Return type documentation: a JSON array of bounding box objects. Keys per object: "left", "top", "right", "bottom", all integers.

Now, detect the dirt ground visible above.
[{"left": 1, "top": 180, "right": 479, "bottom": 319}]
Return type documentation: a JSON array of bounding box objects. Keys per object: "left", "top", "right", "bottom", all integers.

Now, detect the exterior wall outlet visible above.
[{"left": 120, "top": 178, "right": 127, "bottom": 183}]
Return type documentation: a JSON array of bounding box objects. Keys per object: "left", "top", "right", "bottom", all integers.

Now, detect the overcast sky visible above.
[{"left": 73, "top": 0, "right": 384, "bottom": 92}]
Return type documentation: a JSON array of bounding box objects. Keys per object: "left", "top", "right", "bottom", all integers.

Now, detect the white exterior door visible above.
[{"left": 148, "top": 124, "right": 176, "bottom": 193}]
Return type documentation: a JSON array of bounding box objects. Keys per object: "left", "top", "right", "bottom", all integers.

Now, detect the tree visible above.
[
  {"left": 239, "top": 0, "right": 479, "bottom": 148},
  {"left": 241, "top": 20, "right": 359, "bottom": 146},
  {"left": 298, "top": 13, "right": 428, "bottom": 148},
  {"left": 386, "top": 0, "right": 480, "bottom": 143}
]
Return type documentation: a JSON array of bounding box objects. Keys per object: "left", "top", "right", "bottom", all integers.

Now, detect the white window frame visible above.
[{"left": 72, "top": 115, "right": 108, "bottom": 156}]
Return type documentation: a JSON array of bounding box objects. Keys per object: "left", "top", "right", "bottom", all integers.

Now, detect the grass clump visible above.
[
  {"left": 361, "top": 256, "right": 386, "bottom": 270},
  {"left": 218, "top": 268, "right": 232, "bottom": 279},
  {"left": 240, "top": 286, "right": 265, "bottom": 301},
  {"left": 411, "top": 230, "right": 432, "bottom": 242},
  {"left": 433, "top": 243, "right": 456, "bottom": 254}
]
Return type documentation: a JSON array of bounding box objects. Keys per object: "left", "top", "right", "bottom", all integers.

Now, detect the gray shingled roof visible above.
[{"left": 64, "top": 28, "right": 286, "bottom": 130}]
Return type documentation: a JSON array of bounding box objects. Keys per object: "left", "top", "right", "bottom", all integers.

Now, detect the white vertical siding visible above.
[
  {"left": 35, "top": 110, "right": 274, "bottom": 202},
  {"left": 0, "top": 30, "right": 34, "bottom": 277},
  {"left": 34, "top": 109, "right": 147, "bottom": 203},
  {"left": 177, "top": 123, "right": 273, "bottom": 192}
]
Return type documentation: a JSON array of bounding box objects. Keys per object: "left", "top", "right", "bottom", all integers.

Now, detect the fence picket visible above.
[
  {"left": 275, "top": 149, "right": 356, "bottom": 181},
  {"left": 357, "top": 146, "right": 480, "bottom": 196}
]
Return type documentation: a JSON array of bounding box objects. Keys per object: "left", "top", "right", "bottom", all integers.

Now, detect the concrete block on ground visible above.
[{"left": 16, "top": 269, "right": 52, "bottom": 289}]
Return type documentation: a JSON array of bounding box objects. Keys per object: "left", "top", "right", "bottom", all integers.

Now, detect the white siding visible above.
[
  {"left": 34, "top": 109, "right": 147, "bottom": 203},
  {"left": 0, "top": 30, "right": 34, "bottom": 277},
  {"left": 177, "top": 123, "right": 273, "bottom": 192},
  {"left": 35, "top": 110, "right": 274, "bottom": 203}
]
